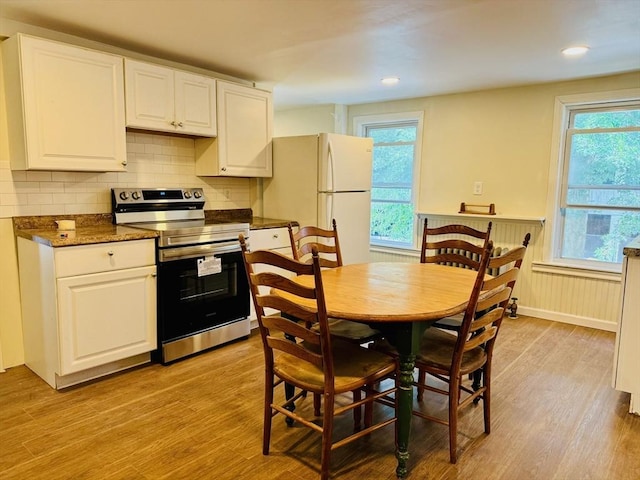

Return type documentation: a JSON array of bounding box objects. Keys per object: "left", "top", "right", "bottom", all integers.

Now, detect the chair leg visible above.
[
  {"left": 364, "top": 387, "right": 373, "bottom": 428},
  {"left": 417, "top": 369, "right": 426, "bottom": 401},
  {"left": 483, "top": 365, "right": 491, "bottom": 434},
  {"left": 314, "top": 393, "right": 321, "bottom": 417},
  {"left": 353, "top": 389, "right": 362, "bottom": 431},
  {"left": 472, "top": 369, "right": 482, "bottom": 400},
  {"left": 320, "top": 393, "right": 334, "bottom": 480},
  {"left": 284, "top": 382, "right": 296, "bottom": 426},
  {"left": 284, "top": 333, "right": 297, "bottom": 425},
  {"left": 448, "top": 375, "right": 460, "bottom": 464},
  {"left": 263, "top": 374, "right": 274, "bottom": 455}
]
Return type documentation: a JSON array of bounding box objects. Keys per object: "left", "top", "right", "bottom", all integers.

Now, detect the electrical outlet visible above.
[{"left": 473, "top": 181, "right": 483, "bottom": 195}]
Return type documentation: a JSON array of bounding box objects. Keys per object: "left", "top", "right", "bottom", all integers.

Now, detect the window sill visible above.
[
  {"left": 531, "top": 261, "right": 621, "bottom": 281},
  {"left": 418, "top": 212, "right": 545, "bottom": 226},
  {"left": 370, "top": 245, "right": 421, "bottom": 257}
]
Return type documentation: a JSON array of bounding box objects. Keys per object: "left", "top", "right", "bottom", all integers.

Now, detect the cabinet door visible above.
[
  {"left": 57, "top": 266, "right": 157, "bottom": 375},
  {"left": 613, "top": 256, "right": 640, "bottom": 404},
  {"left": 124, "top": 59, "right": 175, "bottom": 133},
  {"left": 216, "top": 81, "right": 273, "bottom": 177},
  {"left": 3, "top": 34, "right": 127, "bottom": 171},
  {"left": 248, "top": 228, "right": 292, "bottom": 321},
  {"left": 174, "top": 71, "right": 217, "bottom": 136}
]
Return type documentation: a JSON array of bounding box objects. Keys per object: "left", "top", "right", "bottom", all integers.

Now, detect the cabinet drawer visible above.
[
  {"left": 55, "top": 239, "right": 155, "bottom": 277},
  {"left": 249, "top": 227, "right": 291, "bottom": 251}
]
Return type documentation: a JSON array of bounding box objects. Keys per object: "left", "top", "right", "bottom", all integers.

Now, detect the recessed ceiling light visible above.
[
  {"left": 381, "top": 77, "right": 400, "bottom": 86},
  {"left": 562, "top": 45, "right": 590, "bottom": 56}
]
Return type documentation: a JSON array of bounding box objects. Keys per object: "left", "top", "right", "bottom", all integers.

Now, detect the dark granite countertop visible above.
[
  {"left": 250, "top": 217, "right": 297, "bottom": 230},
  {"left": 13, "top": 213, "right": 158, "bottom": 247},
  {"left": 13, "top": 210, "right": 298, "bottom": 247},
  {"left": 623, "top": 235, "right": 640, "bottom": 257},
  {"left": 204, "top": 208, "right": 296, "bottom": 230}
]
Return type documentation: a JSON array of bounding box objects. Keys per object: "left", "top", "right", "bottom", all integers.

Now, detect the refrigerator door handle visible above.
[
  {"left": 325, "top": 192, "right": 334, "bottom": 227},
  {"left": 327, "top": 140, "right": 335, "bottom": 192}
]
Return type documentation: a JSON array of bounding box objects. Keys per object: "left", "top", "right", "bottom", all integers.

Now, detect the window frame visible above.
[
  {"left": 353, "top": 111, "right": 424, "bottom": 249},
  {"left": 540, "top": 88, "right": 640, "bottom": 277}
]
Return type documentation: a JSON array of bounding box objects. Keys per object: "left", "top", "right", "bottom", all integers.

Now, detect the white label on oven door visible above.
[{"left": 197, "top": 256, "right": 222, "bottom": 277}]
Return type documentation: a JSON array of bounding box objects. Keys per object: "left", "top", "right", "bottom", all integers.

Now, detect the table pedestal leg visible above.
[
  {"left": 396, "top": 352, "right": 415, "bottom": 478},
  {"left": 383, "top": 321, "right": 426, "bottom": 479}
]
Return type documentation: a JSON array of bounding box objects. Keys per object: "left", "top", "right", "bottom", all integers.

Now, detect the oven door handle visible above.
[{"left": 159, "top": 241, "right": 241, "bottom": 262}]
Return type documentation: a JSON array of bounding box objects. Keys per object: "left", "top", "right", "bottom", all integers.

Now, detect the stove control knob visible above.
[
  {"left": 131, "top": 191, "right": 141, "bottom": 200},
  {"left": 193, "top": 190, "right": 202, "bottom": 199},
  {"left": 184, "top": 191, "right": 192, "bottom": 199},
  {"left": 119, "top": 191, "right": 129, "bottom": 201}
]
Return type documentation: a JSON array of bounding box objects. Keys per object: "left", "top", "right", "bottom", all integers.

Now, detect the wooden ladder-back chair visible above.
[
  {"left": 419, "top": 218, "right": 493, "bottom": 269},
  {"left": 431, "top": 232, "right": 531, "bottom": 332},
  {"left": 288, "top": 220, "right": 381, "bottom": 345},
  {"left": 239, "top": 234, "right": 397, "bottom": 480},
  {"left": 413, "top": 241, "right": 528, "bottom": 463},
  {"left": 425, "top": 232, "right": 531, "bottom": 391}
]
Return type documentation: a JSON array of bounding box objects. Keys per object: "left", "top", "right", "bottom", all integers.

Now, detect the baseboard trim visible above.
[{"left": 518, "top": 306, "right": 617, "bottom": 332}]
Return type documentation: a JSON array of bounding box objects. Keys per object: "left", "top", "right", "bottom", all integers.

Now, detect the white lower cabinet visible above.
[
  {"left": 57, "top": 266, "right": 156, "bottom": 375},
  {"left": 613, "top": 248, "right": 640, "bottom": 415},
  {"left": 17, "top": 238, "right": 157, "bottom": 389},
  {"left": 248, "top": 227, "right": 292, "bottom": 324}
]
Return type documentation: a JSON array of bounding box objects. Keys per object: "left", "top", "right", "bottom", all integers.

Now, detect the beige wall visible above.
[{"left": 274, "top": 104, "right": 348, "bottom": 137}]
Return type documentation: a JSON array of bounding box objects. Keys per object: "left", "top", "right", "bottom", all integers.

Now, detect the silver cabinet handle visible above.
[
  {"left": 170, "top": 120, "right": 177, "bottom": 126},
  {"left": 273, "top": 234, "right": 279, "bottom": 239},
  {"left": 221, "top": 167, "right": 227, "bottom": 172},
  {"left": 107, "top": 251, "right": 114, "bottom": 256},
  {"left": 177, "top": 122, "right": 184, "bottom": 127}
]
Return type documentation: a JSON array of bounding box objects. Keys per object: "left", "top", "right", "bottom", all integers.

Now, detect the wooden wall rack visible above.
[{"left": 459, "top": 202, "right": 496, "bottom": 215}]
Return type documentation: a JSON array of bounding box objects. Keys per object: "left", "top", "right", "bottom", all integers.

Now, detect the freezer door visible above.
[
  {"left": 318, "top": 191, "right": 371, "bottom": 265},
  {"left": 318, "top": 133, "right": 373, "bottom": 192}
]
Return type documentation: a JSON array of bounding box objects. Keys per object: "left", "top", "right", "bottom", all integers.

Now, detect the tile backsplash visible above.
[{"left": 0, "top": 131, "right": 252, "bottom": 218}]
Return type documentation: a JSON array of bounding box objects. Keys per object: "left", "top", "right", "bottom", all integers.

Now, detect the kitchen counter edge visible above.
[{"left": 13, "top": 213, "right": 298, "bottom": 247}]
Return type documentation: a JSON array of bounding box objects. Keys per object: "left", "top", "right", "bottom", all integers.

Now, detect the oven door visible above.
[{"left": 157, "top": 249, "right": 249, "bottom": 343}]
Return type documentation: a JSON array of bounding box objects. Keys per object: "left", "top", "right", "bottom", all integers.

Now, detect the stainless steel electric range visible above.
[{"left": 112, "top": 187, "right": 250, "bottom": 364}]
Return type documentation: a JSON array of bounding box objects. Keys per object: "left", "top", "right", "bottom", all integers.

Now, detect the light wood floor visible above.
[{"left": 1, "top": 315, "right": 639, "bottom": 480}]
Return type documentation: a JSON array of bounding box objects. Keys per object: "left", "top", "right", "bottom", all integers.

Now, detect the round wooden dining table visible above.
[{"left": 290, "top": 261, "right": 482, "bottom": 478}]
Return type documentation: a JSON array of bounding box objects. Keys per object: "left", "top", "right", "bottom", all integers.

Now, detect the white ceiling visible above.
[{"left": 1, "top": 0, "right": 639, "bottom": 110}]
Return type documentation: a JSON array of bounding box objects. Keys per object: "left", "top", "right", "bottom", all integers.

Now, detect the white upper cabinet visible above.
[
  {"left": 124, "top": 59, "right": 217, "bottom": 136},
  {"left": 195, "top": 80, "right": 272, "bottom": 177},
  {"left": 2, "top": 34, "right": 127, "bottom": 172}
]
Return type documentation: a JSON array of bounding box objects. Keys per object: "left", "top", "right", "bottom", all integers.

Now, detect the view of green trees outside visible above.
[
  {"left": 561, "top": 107, "right": 640, "bottom": 263},
  {"left": 366, "top": 123, "right": 417, "bottom": 246}
]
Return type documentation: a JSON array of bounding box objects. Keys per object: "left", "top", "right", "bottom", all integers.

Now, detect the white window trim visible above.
[
  {"left": 353, "top": 111, "right": 424, "bottom": 249},
  {"left": 540, "top": 88, "right": 640, "bottom": 277}
]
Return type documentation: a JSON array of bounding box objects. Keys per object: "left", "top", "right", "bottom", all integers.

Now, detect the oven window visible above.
[
  {"left": 180, "top": 264, "right": 236, "bottom": 302},
  {"left": 157, "top": 251, "right": 249, "bottom": 341}
]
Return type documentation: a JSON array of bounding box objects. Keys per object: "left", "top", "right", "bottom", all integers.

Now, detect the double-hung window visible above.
[
  {"left": 549, "top": 94, "right": 640, "bottom": 271},
  {"left": 354, "top": 112, "right": 423, "bottom": 248}
]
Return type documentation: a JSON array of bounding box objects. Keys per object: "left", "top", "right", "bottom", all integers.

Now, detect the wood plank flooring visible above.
[{"left": 1, "top": 315, "right": 639, "bottom": 479}]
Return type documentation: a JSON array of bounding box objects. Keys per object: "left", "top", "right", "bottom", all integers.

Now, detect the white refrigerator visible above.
[{"left": 263, "top": 133, "right": 373, "bottom": 264}]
